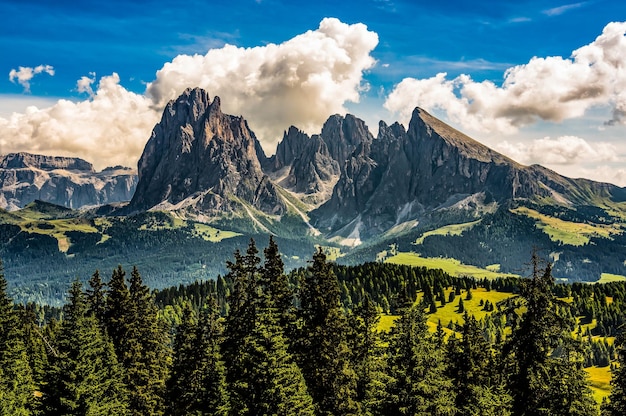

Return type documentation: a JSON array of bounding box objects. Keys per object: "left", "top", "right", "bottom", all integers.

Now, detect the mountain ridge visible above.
[{"left": 0, "top": 152, "right": 137, "bottom": 211}]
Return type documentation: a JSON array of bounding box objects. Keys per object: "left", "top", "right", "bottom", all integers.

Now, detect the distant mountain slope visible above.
[{"left": 0, "top": 152, "right": 137, "bottom": 210}]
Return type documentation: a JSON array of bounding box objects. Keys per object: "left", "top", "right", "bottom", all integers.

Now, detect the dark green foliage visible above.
[
  {"left": 43, "top": 280, "right": 128, "bottom": 415},
  {"left": 223, "top": 239, "right": 314, "bottom": 415},
  {"left": 123, "top": 266, "right": 171, "bottom": 416},
  {"left": 105, "top": 265, "right": 130, "bottom": 354},
  {"left": 448, "top": 312, "right": 512, "bottom": 415},
  {"left": 261, "top": 235, "right": 296, "bottom": 331},
  {"left": 5, "top": 245, "right": 626, "bottom": 415},
  {"left": 604, "top": 329, "right": 626, "bottom": 415},
  {"left": 347, "top": 295, "right": 390, "bottom": 415},
  {"left": 384, "top": 302, "right": 457, "bottom": 415},
  {"left": 239, "top": 308, "right": 314, "bottom": 416},
  {"left": 297, "top": 248, "right": 360, "bottom": 415},
  {"left": 86, "top": 269, "right": 106, "bottom": 327},
  {"left": 167, "top": 304, "right": 198, "bottom": 415},
  {"left": 503, "top": 255, "right": 598, "bottom": 416},
  {"left": 0, "top": 259, "right": 36, "bottom": 415},
  {"left": 167, "top": 301, "right": 229, "bottom": 416}
]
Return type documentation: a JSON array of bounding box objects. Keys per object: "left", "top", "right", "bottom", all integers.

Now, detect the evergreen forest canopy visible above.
[{"left": 2, "top": 238, "right": 626, "bottom": 415}]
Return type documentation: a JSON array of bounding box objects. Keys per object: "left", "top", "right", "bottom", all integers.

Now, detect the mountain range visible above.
[
  {"left": 3, "top": 87, "right": 626, "bottom": 303},
  {"left": 0, "top": 152, "right": 137, "bottom": 211}
]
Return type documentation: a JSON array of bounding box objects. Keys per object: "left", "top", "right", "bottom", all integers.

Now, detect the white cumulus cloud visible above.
[
  {"left": 146, "top": 17, "right": 378, "bottom": 151},
  {"left": 496, "top": 135, "right": 618, "bottom": 166},
  {"left": 76, "top": 72, "right": 96, "bottom": 97},
  {"left": 0, "top": 18, "right": 378, "bottom": 169},
  {"left": 0, "top": 74, "right": 160, "bottom": 170},
  {"left": 9, "top": 65, "right": 55, "bottom": 92},
  {"left": 384, "top": 21, "right": 626, "bottom": 134}
]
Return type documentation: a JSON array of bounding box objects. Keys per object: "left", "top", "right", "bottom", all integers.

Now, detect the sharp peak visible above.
[
  {"left": 171, "top": 87, "right": 219, "bottom": 108},
  {"left": 407, "top": 106, "right": 521, "bottom": 166}
]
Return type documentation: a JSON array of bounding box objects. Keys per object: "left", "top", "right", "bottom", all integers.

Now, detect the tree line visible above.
[{"left": 2, "top": 238, "right": 626, "bottom": 415}]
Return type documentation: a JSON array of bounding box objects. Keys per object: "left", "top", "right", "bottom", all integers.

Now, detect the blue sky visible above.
[{"left": 2, "top": 0, "right": 626, "bottom": 184}]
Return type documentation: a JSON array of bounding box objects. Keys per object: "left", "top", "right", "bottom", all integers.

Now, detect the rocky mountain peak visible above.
[
  {"left": 408, "top": 107, "right": 514, "bottom": 165},
  {"left": 269, "top": 126, "right": 311, "bottom": 171},
  {"left": 129, "top": 88, "right": 285, "bottom": 218},
  {"left": 263, "top": 113, "right": 376, "bottom": 207},
  {"left": 320, "top": 114, "right": 373, "bottom": 168},
  {"left": 312, "top": 106, "right": 574, "bottom": 238}
]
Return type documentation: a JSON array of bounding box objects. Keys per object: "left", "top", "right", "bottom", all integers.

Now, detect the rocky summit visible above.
[
  {"left": 128, "top": 87, "right": 285, "bottom": 218},
  {"left": 0, "top": 152, "right": 137, "bottom": 210}
]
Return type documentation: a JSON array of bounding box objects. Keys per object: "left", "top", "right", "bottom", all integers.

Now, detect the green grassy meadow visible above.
[
  {"left": 414, "top": 220, "right": 481, "bottom": 244},
  {"left": 511, "top": 206, "right": 620, "bottom": 246},
  {"left": 385, "top": 252, "right": 518, "bottom": 280},
  {"left": 598, "top": 273, "right": 626, "bottom": 283}
]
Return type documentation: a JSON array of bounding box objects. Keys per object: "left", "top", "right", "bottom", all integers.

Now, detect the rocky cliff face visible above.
[
  {"left": 311, "top": 107, "right": 626, "bottom": 239},
  {"left": 264, "top": 114, "right": 373, "bottom": 206},
  {"left": 129, "top": 88, "right": 285, "bottom": 217},
  {"left": 0, "top": 153, "right": 137, "bottom": 211}
]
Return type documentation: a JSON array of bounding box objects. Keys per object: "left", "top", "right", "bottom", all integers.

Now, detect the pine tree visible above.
[
  {"left": 194, "top": 298, "right": 229, "bottom": 415},
  {"left": 261, "top": 236, "right": 296, "bottom": 332},
  {"left": 167, "top": 303, "right": 198, "bottom": 415},
  {"left": 124, "top": 266, "right": 170, "bottom": 416},
  {"left": 448, "top": 312, "right": 512, "bottom": 415},
  {"left": 0, "top": 259, "right": 36, "bottom": 415},
  {"left": 223, "top": 240, "right": 313, "bottom": 415},
  {"left": 603, "top": 327, "right": 626, "bottom": 415},
  {"left": 297, "top": 247, "right": 360, "bottom": 415},
  {"left": 16, "top": 303, "right": 49, "bottom": 396},
  {"left": 347, "top": 294, "right": 390, "bottom": 415},
  {"left": 167, "top": 299, "right": 230, "bottom": 416},
  {"left": 242, "top": 308, "right": 314, "bottom": 416},
  {"left": 503, "top": 255, "right": 597, "bottom": 416},
  {"left": 384, "top": 302, "right": 457, "bottom": 416},
  {"left": 105, "top": 265, "right": 130, "bottom": 354},
  {"left": 86, "top": 269, "right": 107, "bottom": 327},
  {"left": 222, "top": 240, "right": 261, "bottom": 414},
  {"left": 43, "top": 280, "right": 128, "bottom": 415}
]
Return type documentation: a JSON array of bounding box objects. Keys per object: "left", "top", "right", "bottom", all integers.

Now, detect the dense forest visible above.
[{"left": 2, "top": 237, "right": 626, "bottom": 415}]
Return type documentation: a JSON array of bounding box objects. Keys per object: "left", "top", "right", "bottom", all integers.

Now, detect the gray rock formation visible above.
[
  {"left": 129, "top": 87, "right": 285, "bottom": 217},
  {"left": 264, "top": 114, "right": 373, "bottom": 206},
  {"left": 311, "top": 107, "right": 626, "bottom": 239},
  {"left": 0, "top": 153, "right": 137, "bottom": 211}
]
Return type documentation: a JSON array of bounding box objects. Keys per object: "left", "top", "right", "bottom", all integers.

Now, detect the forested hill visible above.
[{"left": 2, "top": 239, "right": 626, "bottom": 415}]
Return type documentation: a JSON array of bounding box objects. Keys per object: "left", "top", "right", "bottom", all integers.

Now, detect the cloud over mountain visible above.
[
  {"left": 0, "top": 19, "right": 377, "bottom": 169},
  {"left": 385, "top": 21, "right": 626, "bottom": 133},
  {"left": 0, "top": 74, "right": 158, "bottom": 170},
  {"left": 496, "top": 135, "right": 617, "bottom": 166},
  {"left": 145, "top": 18, "right": 378, "bottom": 151}
]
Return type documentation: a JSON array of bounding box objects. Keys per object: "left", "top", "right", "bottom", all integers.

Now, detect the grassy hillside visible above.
[
  {"left": 511, "top": 206, "right": 621, "bottom": 246},
  {"left": 414, "top": 220, "right": 480, "bottom": 244},
  {"left": 385, "top": 252, "right": 519, "bottom": 280}
]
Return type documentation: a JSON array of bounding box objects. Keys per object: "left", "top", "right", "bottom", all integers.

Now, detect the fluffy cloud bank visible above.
[
  {"left": 9, "top": 65, "right": 55, "bottom": 92},
  {"left": 385, "top": 21, "right": 626, "bottom": 134},
  {"left": 146, "top": 17, "right": 378, "bottom": 149},
  {"left": 0, "top": 74, "right": 159, "bottom": 169},
  {"left": 0, "top": 18, "right": 378, "bottom": 169},
  {"left": 496, "top": 135, "right": 617, "bottom": 166}
]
